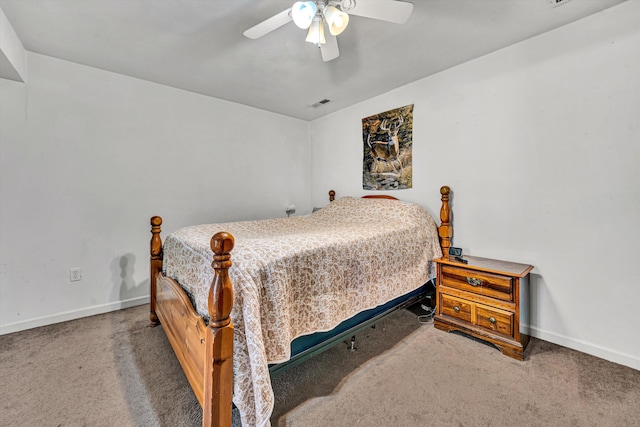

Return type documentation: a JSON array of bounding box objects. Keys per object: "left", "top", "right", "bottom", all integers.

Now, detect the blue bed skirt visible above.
[{"left": 269, "top": 279, "right": 433, "bottom": 376}]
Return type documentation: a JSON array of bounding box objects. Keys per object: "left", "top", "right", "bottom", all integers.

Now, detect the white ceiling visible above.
[{"left": 0, "top": 0, "right": 627, "bottom": 121}]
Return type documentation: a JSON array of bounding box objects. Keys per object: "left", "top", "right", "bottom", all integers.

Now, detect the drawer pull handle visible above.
[
  {"left": 453, "top": 306, "right": 460, "bottom": 313},
  {"left": 489, "top": 317, "right": 496, "bottom": 324},
  {"left": 466, "top": 277, "right": 483, "bottom": 287}
]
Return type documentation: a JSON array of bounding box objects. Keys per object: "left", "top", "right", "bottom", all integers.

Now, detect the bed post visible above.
[
  {"left": 438, "top": 186, "right": 453, "bottom": 258},
  {"left": 149, "top": 216, "right": 163, "bottom": 327},
  {"left": 329, "top": 190, "right": 335, "bottom": 202},
  {"left": 203, "top": 232, "right": 235, "bottom": 427}
]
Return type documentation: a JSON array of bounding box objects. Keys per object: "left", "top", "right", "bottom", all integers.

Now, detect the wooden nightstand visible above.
[{"left": 434, "top": 256, "right": 533, "bottom": 360}]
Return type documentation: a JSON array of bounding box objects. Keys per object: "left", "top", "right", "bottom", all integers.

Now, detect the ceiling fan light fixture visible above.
[
  {"left": 291, "top": 1, "right": 317, "bottom": 29},
  {"left": 305, "top": 16, "right": 325, "bottom": 46},
  {"left": 323, "top": 5, "right": 349, "bottom": 36},
  {"left": 244, "top": 0, "right": 414, "bottom": 62}
]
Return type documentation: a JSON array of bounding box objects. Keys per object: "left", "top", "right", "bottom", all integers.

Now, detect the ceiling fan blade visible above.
[
  {"left": 346, "top": 1, "right": 414, "bottom": 24},
  {"left": 321, "top": 33, "right": 340, "bottom": 62},
  {"left": 243, "top": 8, "right": 292, "bottom": 39}
]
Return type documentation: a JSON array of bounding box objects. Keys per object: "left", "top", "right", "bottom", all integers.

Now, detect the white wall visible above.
[
  {"left": 310, "top": 1, "right": 640, "bottom": 369},
  {"left": 1, "top": 2, "right": 638, "bottom": 371},
  {"left": 0, "top": 53, "right": 310, "bottom": 333}
]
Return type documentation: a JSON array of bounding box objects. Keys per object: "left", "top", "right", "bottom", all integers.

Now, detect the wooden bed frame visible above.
[{"left": 149, "top": 186, "right": 453, "bottom": 427}]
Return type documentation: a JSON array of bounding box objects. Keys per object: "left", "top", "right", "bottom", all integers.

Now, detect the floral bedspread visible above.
[{"left": 162, "top": 196, "right": 442, "bottom": 427}]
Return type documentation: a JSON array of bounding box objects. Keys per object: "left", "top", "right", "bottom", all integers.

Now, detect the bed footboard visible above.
[{"left": 150, "top": 217, "right": 235, "bottom": 427}]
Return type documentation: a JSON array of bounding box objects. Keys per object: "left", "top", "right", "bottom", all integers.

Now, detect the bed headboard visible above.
[
  {"left": 327, "top": 187, "right": 452, "bottom": 258},
  {"left": 328, "top": 191, "right": 399, "bottom": 201},
  {"left": 362, "top": 194, "right": 399, "bottom": 200}
]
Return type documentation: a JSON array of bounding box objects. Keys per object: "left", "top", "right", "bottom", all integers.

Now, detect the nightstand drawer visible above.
[
  {"left": 441, "top": 265, "right": 513, "bottom": 301},
  {"left": 477, "top": 305, "right": 513, "bottom": 337},
  {"left": 440, "top": 294, "right": 472, "bottom": 323},
  {"left": 439, "top": 294, "right": 514, "bottom": 337}
]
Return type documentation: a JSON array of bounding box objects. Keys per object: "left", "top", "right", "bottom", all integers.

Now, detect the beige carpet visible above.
[
  {"left": 280, "top": 325, "right": 640, "bottom": 426},
  {"left": 1, "top": 304, "right": 638, "bottom": 427}
]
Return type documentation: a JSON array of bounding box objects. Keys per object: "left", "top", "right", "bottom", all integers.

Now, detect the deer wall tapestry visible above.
[{"left": 362, "top": 104, "right": 413, "bottom": 190}]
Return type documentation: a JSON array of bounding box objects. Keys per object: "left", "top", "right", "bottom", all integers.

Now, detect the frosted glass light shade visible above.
[
  {"left": 291, "top": 1, "right": 317, "bottom": 29},
  {"left": 323, "top": 5, "right": 349, "bottom": 36},
  {"left": 305, "top": 17, "right": 325, "bottom": 45}
]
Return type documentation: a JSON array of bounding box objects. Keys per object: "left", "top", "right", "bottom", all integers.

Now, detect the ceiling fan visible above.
[{"left": 243, "top": 0, "right": 414, "bottom": 62}]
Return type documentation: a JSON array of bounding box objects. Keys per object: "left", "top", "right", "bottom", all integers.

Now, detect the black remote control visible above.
[{"left": 455, "top": 256, "right": 468, "bottom": 264}]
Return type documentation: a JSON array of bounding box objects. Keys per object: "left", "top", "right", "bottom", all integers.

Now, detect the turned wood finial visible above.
[
  {"left": 208, "top": 232, "right": 235, "bottom": 328},
  {"left": 440, "top": 186, "right": 451, "bottom": 222},
  {"left": 329, "top": 190, "right": 335, "bottom": 202},
  {"left": 438, "top": 186, "right": 453, "bottom": 258},
  {"left": 150, "top": 216, "right": 163, "bottom": 258}
]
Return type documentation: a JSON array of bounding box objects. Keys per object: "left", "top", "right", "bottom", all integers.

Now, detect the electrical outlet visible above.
[
  {"left": 70, "top": 268, "right": 82, "bottom": 282},
  {"left": 285, "top": 205, "right": 296, "bottom": 216}
]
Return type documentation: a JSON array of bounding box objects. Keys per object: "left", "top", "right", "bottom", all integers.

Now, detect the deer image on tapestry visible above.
[{"left": 362, "top": 104, "right": 413, "bottom": 190}]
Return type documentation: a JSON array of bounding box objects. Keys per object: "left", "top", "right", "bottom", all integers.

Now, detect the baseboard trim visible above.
[
  {"left": 0, "top": 296, "right": 149, "bottom": 336},
  {"left": 527, "top": 325, "right": 640, "bottom": 371},
  {"left": 3, "top": 302, "right": 638, "bottom": 371}
]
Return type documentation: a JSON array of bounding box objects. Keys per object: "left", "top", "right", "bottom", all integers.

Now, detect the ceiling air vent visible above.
[
  {"left": 312, "top": 99, "right": 331, "bottom": 108},
  {"left": 549, "top": 0, "right": 573, "bottom": 7}
]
